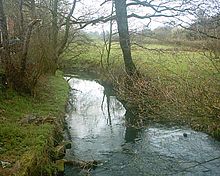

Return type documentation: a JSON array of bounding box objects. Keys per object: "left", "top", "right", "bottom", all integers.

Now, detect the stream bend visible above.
[{"left": 64, "top": 77, "right": 220, "bottom": 176}]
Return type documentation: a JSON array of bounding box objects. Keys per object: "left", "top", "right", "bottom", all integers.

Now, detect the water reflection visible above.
[
  {"left": 64, "top": 77, "right": 126, "bottom": 153},
  {"left": 64, "top": 77, "right": 220, "bottom": 176},
  {"left": 124, "top": 110, "right": 140, "bottom": 143},
  {"left": 102, "top": 85, "right": 112, "bottom": 126}
]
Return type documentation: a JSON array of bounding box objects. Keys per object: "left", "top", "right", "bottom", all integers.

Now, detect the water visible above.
[{"left": 64, "top": 77, "right": 220, "bottom": 176}]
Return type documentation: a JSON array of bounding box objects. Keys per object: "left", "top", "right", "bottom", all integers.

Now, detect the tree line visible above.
[
  {"left": 0, "top": 0, "right": 80, "bottom": 94},
  {"left": 0, "top": 0, "right": 219, "bottom": 94}
]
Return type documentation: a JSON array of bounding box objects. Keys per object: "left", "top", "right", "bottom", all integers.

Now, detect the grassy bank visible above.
[
  {"left": 0, "top": 71, "right": 69, "bottom": 176},
  {"left": 63, "top": 42, "right": 220, "bottom": 140}
]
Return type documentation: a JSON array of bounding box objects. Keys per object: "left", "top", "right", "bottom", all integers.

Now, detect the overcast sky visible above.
[
  {"left": 70, "top": 0, "right": 175, "bottom": 33},
  {"left": 69, "top": 0, "right": 218, "bottom": 33}
]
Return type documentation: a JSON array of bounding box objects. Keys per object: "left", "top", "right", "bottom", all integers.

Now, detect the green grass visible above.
[
  {"left": 66, "top": 42, "right": 219, "bottom": 81},
  {"left": 63, "top": 41, "right": 220, "bottom": 140},
  {"left": 0, "top": 71, "right": 69, "bottom": 175},
  {"left": 64, "top": 42, "right": 217, "bottom": 71}
]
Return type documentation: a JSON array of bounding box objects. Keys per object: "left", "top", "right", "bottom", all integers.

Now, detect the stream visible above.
[{"left": 64, "top": 76, "right": 220, "bottom": 176}]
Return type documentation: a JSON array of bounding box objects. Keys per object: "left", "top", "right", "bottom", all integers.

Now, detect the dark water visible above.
[{"left": 64, "top": 77, "right": 220, "bottom": 176}]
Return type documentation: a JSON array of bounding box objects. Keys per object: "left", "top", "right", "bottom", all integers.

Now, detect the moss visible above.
[
  {"left": 0, "top": 71, "right": 69, "bottom": 175},
  {"left": 55, "top": 159, "right": 65, "bottom": 174}
]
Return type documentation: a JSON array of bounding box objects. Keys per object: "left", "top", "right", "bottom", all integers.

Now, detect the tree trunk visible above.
[
  {"left": 0, "top": 0, "right": 10, "bottom": 69},
  {"left": 115, "top": 0, "right": 137, "bottom": 76},
  {"left": 20, "top": 19, "right": 41, "bottom": 75},
  {"left": 52, "top": 0, "right": 59, "bottom": 56},
  {"left": 19, "top": 0, "right": 24, "bottom": 39}
]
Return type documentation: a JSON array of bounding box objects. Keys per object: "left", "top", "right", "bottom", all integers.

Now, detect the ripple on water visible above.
[{"left": 64, "top": 77, "right": 220, "bottom": 176}]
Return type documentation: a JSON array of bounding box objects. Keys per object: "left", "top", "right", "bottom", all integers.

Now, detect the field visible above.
[{"left": 63, "top": 41, "right": 220, "bottom": 139}]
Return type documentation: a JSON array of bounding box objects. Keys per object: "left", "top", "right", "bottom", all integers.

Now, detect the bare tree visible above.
[
  {"left": 178, "top": 0, "right": 220, "bottom": 72},
  {"left": 48, "top": 0, "right": 78, "bottom": 72},
  {"left": 70, "top": 0, "right": 191, "bottom": 76},
  {"left": 114, "top": 0, "right": 191, "bottom": 76},
  {"left": 0, "top": 0, "right": 82, "bottom": 92}
]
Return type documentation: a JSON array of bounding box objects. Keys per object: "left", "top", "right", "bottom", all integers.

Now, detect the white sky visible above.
[
  {"left": 70, "top": 0, "right": 174, "bottom": 33},
  {"left": 69, "top": 0, "right": 215, "bottom": 33}
]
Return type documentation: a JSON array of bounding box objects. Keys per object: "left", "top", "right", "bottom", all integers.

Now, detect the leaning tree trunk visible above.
[
  {"left": 20, "top": 19, "right": 41, "bottom": 75},
  {"left": 58, "top": 0, "right": 77, "bottom": 57},
  {"left": 115, "top": 0, "right": 137, "bottom": 76}
]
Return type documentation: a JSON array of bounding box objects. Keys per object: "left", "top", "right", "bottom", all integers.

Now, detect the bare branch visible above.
[
  {"left": 179, "top": 24, "right": 220, "bottom": 40},
  {"left": 100, "top": 0, "right": 112, "bottom": 6},
  {"left": 58, "top": 0, "right": 77, "bottom": 56},
  {"left": 128, "top": 13, "right": 179, "bottom": 19},
  {"left": 127, "top": 0, "right": 191, "bottom": 13}
]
